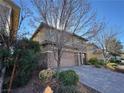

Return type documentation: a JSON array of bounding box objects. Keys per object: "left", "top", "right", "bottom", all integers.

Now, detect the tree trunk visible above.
[
  {"left": 55, "top": 49, "right": 62, "bottom": 93},
  {"left": 57, "top": 49, "right": 61, "bottom": 72},
  {"left": 8, "top": 63, "right": 16, "bottom": 93}
]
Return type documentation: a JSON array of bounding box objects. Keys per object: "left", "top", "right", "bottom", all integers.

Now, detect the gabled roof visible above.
[
  {"left": 31, "top": 22, "right": 88, "bottom": 42},
  {"left": 87, "top": 43, "right": 99, "bottom": 48}
]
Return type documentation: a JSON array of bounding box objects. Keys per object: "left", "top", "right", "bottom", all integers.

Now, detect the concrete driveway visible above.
[{"left": 62, "top": 65, "right": 124, "bottom": 93}]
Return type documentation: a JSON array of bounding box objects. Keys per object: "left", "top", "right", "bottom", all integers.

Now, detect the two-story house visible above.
[
  {"left": 32, "top": 23, "right": 88, "bottom": 68},
  {"left": 0, "top": 0, "right": 20, "bottom": 39}
]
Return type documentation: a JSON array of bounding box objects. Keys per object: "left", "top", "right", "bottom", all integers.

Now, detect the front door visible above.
[{"left": 80, "top": 53, "right": 87, "bottom": 65}]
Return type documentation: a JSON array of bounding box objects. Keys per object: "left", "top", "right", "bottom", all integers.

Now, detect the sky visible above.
[
  {"left": 88, "top": 0, "right": 124, "bottom": 44},
  {"left": 13, "top": 0, "right": 124, "bottom": 45}
]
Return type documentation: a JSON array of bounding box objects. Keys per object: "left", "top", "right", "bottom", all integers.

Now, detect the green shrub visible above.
[
  {"left": 13, "top": 50, "right": 38, "bottom": 87},
  {"left": 58, "top": 70, "right": 79, "bottom": 86},
  {"left": 109, "top": 59, "right": 121, "bottom": 64},
  {"left": 39, "top": 69, "right": 55, "bottom": 84},
  {"left": 0, "top": 48, "right": 10, "bottom": 58},
  {"left": 98, "top": 60, "right": 106, "bottom": 66},
  {"left": 88, "top": 58, "right": 105, "bottom": 68},
  {"left": 16, "top": 38, "right": 41, "bottom": 53},
  {"left": 88, "top": 58, "right": 98, "bottom": 65},
  {"left": 37, "top": 70, "right": 80, "bottom": 93},
  {"left": 3, "top": 39, "right": 41, "bottom": 88}
]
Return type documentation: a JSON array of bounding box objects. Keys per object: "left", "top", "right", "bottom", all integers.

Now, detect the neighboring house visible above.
[
  {"left": 0, "top": 0, "right": 20, "bottom": 39},
  {"left": 87, "top": 43, "right": 104, "bottom": 60},
  {"left": 32, "top": 23, "right": 88, "bottom": 68},
  {"left": 121, "top": 52, "right": 124, "bottom": 59}
]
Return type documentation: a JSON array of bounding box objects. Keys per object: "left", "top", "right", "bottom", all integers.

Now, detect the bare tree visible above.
[
  {"left": 31, "top": 0, "right": 103, "bottom": 70},
  {"left": 105, "top": 38, "right": 123, "bottom": 59},
  {"left": 93, "top": 28, "right": 122, "bottom": 62}
]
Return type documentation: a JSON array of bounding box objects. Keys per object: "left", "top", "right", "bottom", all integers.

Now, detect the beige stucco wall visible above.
[
  {"left": 47, "top": 50, "right": 77, "bottom": 68},
  {"left": 32, "top": 28, "right": 46, "bottom": 43},
  {"left": 87, "top": 51, "right": 104, "bottom": 60},
  {"left": 86, "top": 44, "right": 104, "bottom": 60},
  {"left": 121, "top": 54, "right": 124, "bottom": 59}
]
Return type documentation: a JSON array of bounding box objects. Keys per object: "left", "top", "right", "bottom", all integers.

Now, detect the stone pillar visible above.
[
  {"left": 74, "top": 52, "right": 78, "bottom": 66},
  {"left": 81, "top": 53, "right": 84, "bottom": 64},
  {"left": 78, "top": 52, "right": 81, "bottom": 66}
]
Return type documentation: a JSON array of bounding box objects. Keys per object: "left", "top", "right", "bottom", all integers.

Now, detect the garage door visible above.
[{"left": 60, "top": 51, "right": 76, "bottom": 67}]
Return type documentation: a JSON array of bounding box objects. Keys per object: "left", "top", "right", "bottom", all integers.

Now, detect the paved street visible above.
[{"left": 62, "top": 65, "right": 124, "bottom": 93}]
